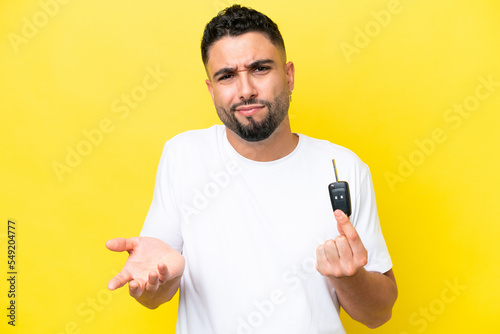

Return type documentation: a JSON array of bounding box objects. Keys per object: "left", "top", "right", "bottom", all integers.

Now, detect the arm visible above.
[
  {"left": 106, "top": 236, "right": 185, "bottom": 309},
  {"left": 316, "top": 210, "right": 398, "bottom": 328}
]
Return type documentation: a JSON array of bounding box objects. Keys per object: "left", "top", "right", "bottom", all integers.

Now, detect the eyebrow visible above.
[{"left": 212, "top": 59, "right": 275, "bottom": 80}]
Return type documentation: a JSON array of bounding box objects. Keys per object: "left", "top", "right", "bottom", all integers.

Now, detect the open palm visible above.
[{"left": 106, "top": 236, "right": 184, "bottom": 291}]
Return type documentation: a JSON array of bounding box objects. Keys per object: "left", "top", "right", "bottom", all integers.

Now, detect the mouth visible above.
[{"left": 235, "top": 105, "right": 265, "bottom": 117}]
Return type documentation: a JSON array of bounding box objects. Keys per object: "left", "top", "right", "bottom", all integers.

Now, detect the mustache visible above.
[{"left": 230, "top": 99, "right": 271, "bottom": 113}]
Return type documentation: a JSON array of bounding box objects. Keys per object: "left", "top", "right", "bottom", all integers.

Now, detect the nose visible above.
[{"left": 238, "top": 71, "right": 257, "bottom": 101}]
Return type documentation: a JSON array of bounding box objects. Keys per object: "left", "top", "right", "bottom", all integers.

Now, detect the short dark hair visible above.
[{"left": 201, "top": 4, "right": 286, "bottom": 66}]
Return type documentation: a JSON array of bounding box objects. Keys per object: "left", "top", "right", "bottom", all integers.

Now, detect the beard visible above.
[{"left": 215, "top": 90, "right": 290, "bottom": 142}]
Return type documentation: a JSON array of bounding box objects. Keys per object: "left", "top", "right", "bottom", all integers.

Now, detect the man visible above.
[{"left": 106, "top": 5, "right": 397, "bottom": 333}]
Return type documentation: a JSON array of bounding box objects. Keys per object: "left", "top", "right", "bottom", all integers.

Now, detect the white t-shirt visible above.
[{"left": 141, "top": 124, "right": 392, "bottom": 334}]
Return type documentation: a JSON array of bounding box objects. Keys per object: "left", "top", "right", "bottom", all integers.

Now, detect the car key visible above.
[{"left": 328, "top": 159, "right": 351, "bottom": 217}]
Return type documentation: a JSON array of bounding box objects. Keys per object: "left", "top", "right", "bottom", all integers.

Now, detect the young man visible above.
[{"left": 106, "top": 5, "right": 397, "bottom": 333}]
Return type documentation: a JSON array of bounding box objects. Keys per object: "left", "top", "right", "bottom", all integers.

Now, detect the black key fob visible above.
[
  {"left": 328, "top": 181, "right": 351, "bottom": 217},
  {"left": 328, "top": 159, "right": 352, "bottom": 217}
]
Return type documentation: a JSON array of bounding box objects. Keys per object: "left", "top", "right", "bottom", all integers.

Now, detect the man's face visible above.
[{"left": 205, "top": 32, "right": 295, "bottom": 142}]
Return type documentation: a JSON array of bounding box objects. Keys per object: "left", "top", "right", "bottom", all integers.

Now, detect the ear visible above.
[
  {"left": 285, "top": 61, "right": 295, "bottom": 94},
  {"left": 205, "top": 79, "right": 215, "bottom": 104}
]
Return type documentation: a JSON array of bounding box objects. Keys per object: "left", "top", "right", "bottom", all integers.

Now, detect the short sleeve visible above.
[
  {"left": 351, "top": 164, "right": 392, "bottom": 273},
  {"left": 140, "top": 141, "right": 183, "bottom": 253}
]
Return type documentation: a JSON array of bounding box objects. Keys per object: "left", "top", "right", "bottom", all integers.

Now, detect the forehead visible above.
[{"left": 206, "top": 32, "right": 283, "bottom": 76}]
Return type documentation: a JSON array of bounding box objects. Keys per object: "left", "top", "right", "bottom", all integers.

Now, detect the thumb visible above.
[{"left": 106, "top": 237, "right": 137, "bottom": 252}]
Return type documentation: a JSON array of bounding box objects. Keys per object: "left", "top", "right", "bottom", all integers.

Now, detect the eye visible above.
[
  {"left": 218, "top": 74, "right": 233, "bottom": 81},
  {"left": 254, "top": 66, "right": 270, "bottom": 73}
]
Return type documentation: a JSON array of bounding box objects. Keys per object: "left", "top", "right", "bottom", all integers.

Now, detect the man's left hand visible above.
[{"left": 316, "top": 209, "right": 368, "bottom": 278}]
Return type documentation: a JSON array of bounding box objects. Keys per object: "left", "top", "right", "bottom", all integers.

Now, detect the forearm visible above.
[
  {"left": 329, "top": 268, "right": 397, "bottom": 328},
  {"left": 135, "top": 275, "right": 182, "bottom": 309}
]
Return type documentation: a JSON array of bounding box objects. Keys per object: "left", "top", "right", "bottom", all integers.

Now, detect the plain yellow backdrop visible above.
[{"left": 1, "top": 0, "right": 499, "bottom": 333}]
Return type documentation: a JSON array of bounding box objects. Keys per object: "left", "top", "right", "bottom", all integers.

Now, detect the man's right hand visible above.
[{"left": 106, "top": 236, "right": 185, "bottom": 308}]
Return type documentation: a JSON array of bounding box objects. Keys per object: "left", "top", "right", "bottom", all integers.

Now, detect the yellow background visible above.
[{"left": 1, "top": 0, "right": 499, "bottom": 332}]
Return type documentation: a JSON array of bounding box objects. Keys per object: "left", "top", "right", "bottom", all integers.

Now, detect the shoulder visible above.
[
  {"left": 154, "top": 125, "right": 224, "bottom": 182},
  {"left": 165, "top": 124, "right": 222, "bottom": 147},
  {"left": 297, "top": 133, "right": 372, "bottom": 191},
  {"left": 159, "top": 125, "right": 222, "bottom": 157},
  {"left": 299, "top": 133, "right": 368, "bottom": 169}
]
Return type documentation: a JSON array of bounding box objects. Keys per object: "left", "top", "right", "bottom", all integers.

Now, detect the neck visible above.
[{"left": 225, "top": 116, "right": 299, "bottom": 162}]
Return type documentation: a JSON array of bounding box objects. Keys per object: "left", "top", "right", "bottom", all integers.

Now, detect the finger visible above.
[
  {"left": 334, "top": 210, "right": 367, "bottom": 266},
  {"left": 108, "top": 270, "right": 132, "bottom": 290},
  {"left": 106, "top": 237, "right": 137, "bottom": 252},
  {"left": 145, "top": 271, "right": 160, "bottom": 292},
  {"left": 315, "top": 244, "right": 329, "bottom": 274},
  {"left": 323, "top": 239, "right": 340, "bottom": 264},
  {"left": 157, "top": 263, "right": 170, "bottom": 282},
  {"left": 317, "top": 241, "right": 342, "bottom": 277},
  {"left": 334, "top": 235, "right": 353, "bottom": 263},
  {"left": 335, "top": 210, "right": 347, "bottom": 237},
  {"left": 334, "top": 210, "right": 363, "bottom": 248},
  {"left": 316, "top": 244, "right": 327, "bottom": 264},
  {"left": 129, "top": 278, "right": 146, "bottom": 298}
]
